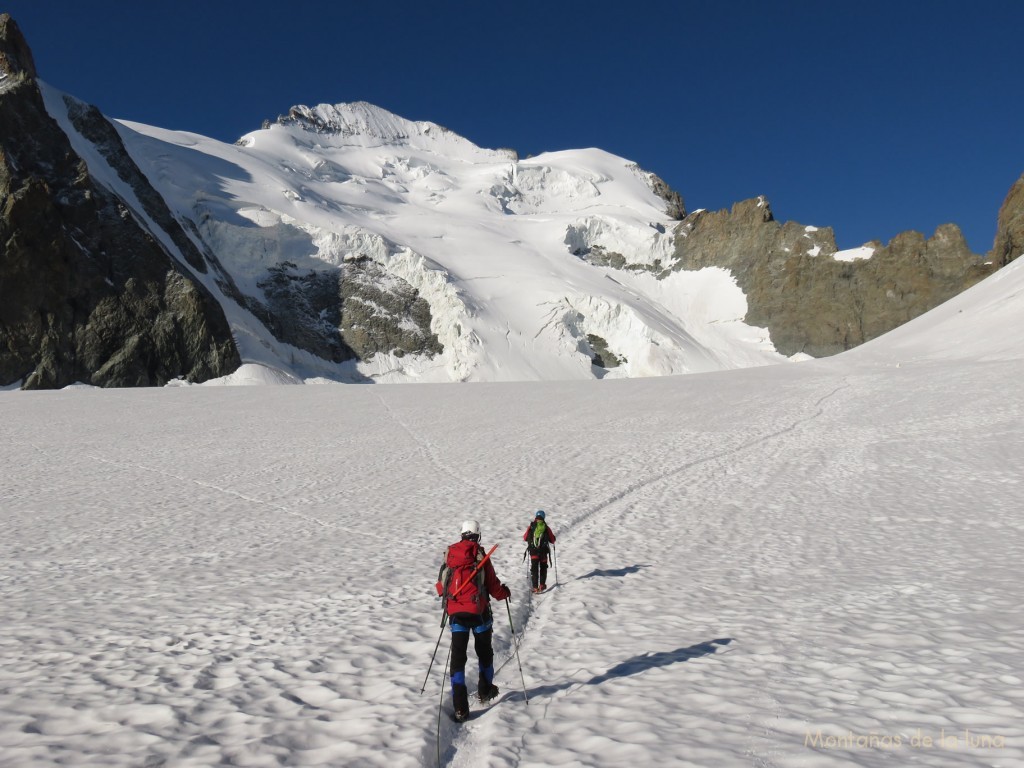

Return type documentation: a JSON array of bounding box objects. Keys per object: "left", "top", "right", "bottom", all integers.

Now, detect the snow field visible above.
[{"left": 3, "top": 350, "right": 1024, "bottom": 766}]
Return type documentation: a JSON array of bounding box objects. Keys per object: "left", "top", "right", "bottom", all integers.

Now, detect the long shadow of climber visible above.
[
  {"left": 519, "top": 638, "right": 734, "bottom": 701},
  {"left": 585, "top": 638, "right": 733, "bottom": 685},
  {"left": 576, "top": 564, "right": 651, "bottom": 580}
]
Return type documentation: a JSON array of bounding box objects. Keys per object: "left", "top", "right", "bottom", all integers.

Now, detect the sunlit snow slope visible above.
[{"left": 95, "top": 100, "right": 792, "bottom": 383}]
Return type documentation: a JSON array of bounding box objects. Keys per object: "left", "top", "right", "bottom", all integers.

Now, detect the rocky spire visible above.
[{"left": 0, "top": 14, "right": 37, "bottom": 81}]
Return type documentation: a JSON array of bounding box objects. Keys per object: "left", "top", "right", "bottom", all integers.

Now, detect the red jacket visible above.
[{"left": 437, "top": 540, "right": 510, "bottom": 619}]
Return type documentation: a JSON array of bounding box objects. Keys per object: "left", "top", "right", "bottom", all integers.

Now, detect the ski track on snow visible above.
[
  {"left": 84, "top": 453, "right": 336, "bottom": 530},
  {"left": 445, "top": 380, "right": 852, "bottom": 766},
  {"left": 440, "top": 368, "right": 1024, "bottom": 767}
]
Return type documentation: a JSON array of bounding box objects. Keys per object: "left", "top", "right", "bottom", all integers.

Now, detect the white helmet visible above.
[{"left": 460, "top": 520, "right": 481, "bottom": 540}]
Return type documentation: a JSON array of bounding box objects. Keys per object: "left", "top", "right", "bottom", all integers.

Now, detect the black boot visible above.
[
  {"left": 478, "top": 675, "right": 500, "bottom": 704},
  {"left": 452, "top": 683, "right": 470, "bottom": 722}
]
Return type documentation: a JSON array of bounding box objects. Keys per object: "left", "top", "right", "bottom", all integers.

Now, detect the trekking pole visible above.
[
  {"left": 504, "top": 599, "right": 529, "bottom": 704},
  {"left": 552, "top": 544, "right": 558, "bottom": 587},
  {"left": 436, "top": 639, "right": 452, "bottom": 768},
  {"left": 421, "top": 613, "right": 448, "bottom": 694}
]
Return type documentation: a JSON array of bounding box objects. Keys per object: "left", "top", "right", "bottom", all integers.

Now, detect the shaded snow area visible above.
[
  {"left": 3, "top": 262, "right": 1024, "bottom": 766},
  {"left": 38, "top": 87, "right": 799, "bottom": 384}
]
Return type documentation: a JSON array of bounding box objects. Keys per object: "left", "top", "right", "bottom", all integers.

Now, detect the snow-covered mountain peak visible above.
[
  {"left": 92, "top": 96, "right": 788, "bottom": 384},
  {"left": 38, "top": 88, "right": 796, "bottom": 385},
  {"left": 281, "top": 101, "right": 433, "bottom": 140},
  {"left": 267, "top": 100, "right": 504, "bottom": 160}
]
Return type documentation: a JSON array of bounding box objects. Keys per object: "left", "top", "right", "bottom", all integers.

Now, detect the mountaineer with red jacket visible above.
[{"left": 436, "top": 520, "right": 511, "bottom": 722}]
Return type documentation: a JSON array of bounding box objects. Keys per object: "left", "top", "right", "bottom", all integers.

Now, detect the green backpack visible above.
[{"left": 528, "top": 520, "right": 549, "bottom": 554}]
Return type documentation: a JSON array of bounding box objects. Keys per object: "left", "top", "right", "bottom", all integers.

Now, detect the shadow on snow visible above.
[
  {"left": 575, "top": 564, "right": 651, "bottom": 580},
  {"left": 515, "top": 638, "right": 734, "bottom": 701}
]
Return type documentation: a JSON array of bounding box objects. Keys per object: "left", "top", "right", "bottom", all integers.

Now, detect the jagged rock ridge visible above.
[{"left": 666, "top": 197, "right": 1005, "bottom": 356}]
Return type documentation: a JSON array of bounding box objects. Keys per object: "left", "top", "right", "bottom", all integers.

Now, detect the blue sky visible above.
[{"left": 5, "top": 0, "right": 1021, "bottom": 252}]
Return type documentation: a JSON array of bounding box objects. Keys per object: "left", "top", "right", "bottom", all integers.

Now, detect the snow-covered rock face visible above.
[
  {"left": 11, "top": 72, "right": 1012, "bottom": 388},
  {"left": 106, "top": 100, "right": 792, "bottom": 383},
  {"left": 280, "top": 102, "right": 429, "bottom": 143}
]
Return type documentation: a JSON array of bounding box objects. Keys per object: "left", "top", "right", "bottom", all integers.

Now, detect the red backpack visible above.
[{"left": 436, "top": 540, "right": 488, "bottom": 619}]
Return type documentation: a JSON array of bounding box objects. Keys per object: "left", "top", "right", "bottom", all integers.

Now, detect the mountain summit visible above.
[
  {"left": 116, "top": 101, "right": 712, "bottom": 383},
  {"left": 272, "top": 101, "right": 486, "bottom": 152}
]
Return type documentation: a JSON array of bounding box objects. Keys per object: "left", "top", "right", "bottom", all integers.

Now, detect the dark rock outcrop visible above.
[
  {"left": 586, "top": 334, "right": 624, "bottom": 369},
  {"left": 337, "top": 256, "right": 443, "bottom": 360},
  {"left": 0, "top": 14, "right": 240, "bottom": 389},
  {"left": 246, "top": 256, "right": 441, "bottom": 363},
  {"left": 0, "top": 13, "right": 35, "bottom": 81},
  {"left": 669, "top": 196, "right": 1000, "bottom": 357},
  {"left": 991, "top": 173, "right": 1024, "bottom": 268},
  {"left": 639, "top": 168, "right": 686, "bottom": 221}
]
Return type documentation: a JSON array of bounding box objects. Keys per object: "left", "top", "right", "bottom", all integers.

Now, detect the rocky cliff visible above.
[
  {"left": 992, "top": 174, "right": 1024, "bottom": 269},
  {"left": 0, "top": 14, "right": 240, "bottom": 389},
  {"left": 667, "top": 191, "right": 1016, "bottom": 357}
]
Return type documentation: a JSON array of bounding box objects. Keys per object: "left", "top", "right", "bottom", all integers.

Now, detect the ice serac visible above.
[
  {"left": 668, "top": 196, "right": 999, "bottom": 357},
  {"left": 0, "top": 13, "right": 240, "bottom": 389}
]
